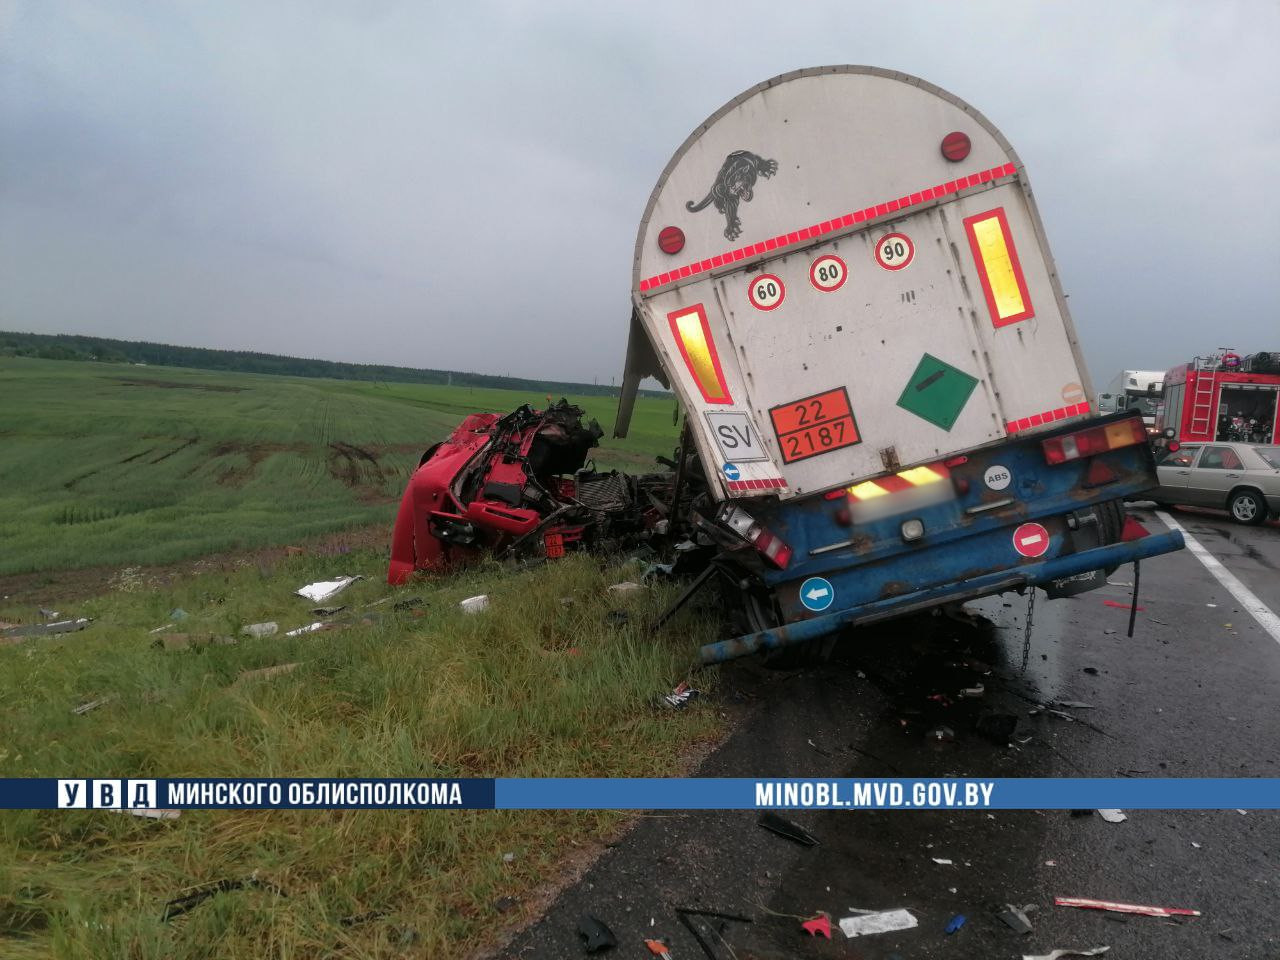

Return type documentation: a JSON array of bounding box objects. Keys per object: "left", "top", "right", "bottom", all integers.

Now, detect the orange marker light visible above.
[{"left": 667, "top": 304, "right": 732, "bottom": 404}]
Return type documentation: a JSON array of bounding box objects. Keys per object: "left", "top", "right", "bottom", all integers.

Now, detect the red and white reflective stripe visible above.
[
  {"left": 1054, "top": 897, "right": 1201, "bottom": 918},
  {"left": 639, "top": 163, "right": 1018, "bottom": 293},
  {"left": 1005, "top": 401, "right": 1091, "bottom": 434},
  {"left": 726, "top": 477, "right": 786, "bottom": 493}
]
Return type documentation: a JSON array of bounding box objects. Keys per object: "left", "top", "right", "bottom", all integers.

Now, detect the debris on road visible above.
[
  {"left": 661, "top": 681, "right": 701, "bottom": 710},
  {"left": 1054, "top": 896, "right": 1201, "bottom": 918},
  {"left": 674, "top": 907, "right": 751, "bottom": 960},
  {"left": 997, "top": 903, "right": 1035, "bottom": 935},
  {"left": 577, "top": 914, "right": 617, "bottom": 953},
  {"left": 1097, "top": 809, "right": 1127, "bottom": 823},
  {"left": 801, "top": 914, "right": 831, "bottom": 938},
  {"left": 71, "top": 697, "right": 112, "bottom": 715},
  {"left": 1102, "top": 600, "right": 1144, "bottom": 611},
  {"left": 240, "top": 622, "right": 279, "bottom": 638},
  {"left": 932, "top": 857, "right": 954, "bottom": 865},
  {"left": 975, "top": 713, "right": 1019, "bottom": 743},
  {"left": 161, "top": 873, "right": 286, "bottom": 922},
  {"left": 1023, "top": 948, "right": 1109, "bottom": 960},
  {"left": 959, "top": 684, "right": 985, "bottom": 698},
  {"left": 1056, "top": 701, "right": 1096, "bottom": 709},
  {"left": 757, "top": 812, "right": 818, "bottom": 846},
  {"left": 295, "top": 576, "right": 363, "bottom": 603},
  {"left": 644, "top": 937, "right": 674, "bottom": 957},
  {"left": 945, "top": 914, "right": 967, "bottom": 934},
  {"left": 838, "top": 908, "right": 918, "bottom": 938},
  {"left": 460, "top": 594, "right": 490, "bottom": 614}
]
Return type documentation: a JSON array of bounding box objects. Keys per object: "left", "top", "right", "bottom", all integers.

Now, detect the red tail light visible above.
[
  {"left": 1042, "top": 419, "right": 1146, "bottom": 465},
  {"left": 717, "top": 504, "right": 792, "bottom": 569}
]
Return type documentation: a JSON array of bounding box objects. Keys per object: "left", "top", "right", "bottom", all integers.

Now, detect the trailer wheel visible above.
[{"left": 736, "top": 582, "right": 836, "bottom": 668}]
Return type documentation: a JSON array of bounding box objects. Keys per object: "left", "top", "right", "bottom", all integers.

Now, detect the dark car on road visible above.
[{"left": 1152, "top": 442, "right": 1280, "bottom": 524}]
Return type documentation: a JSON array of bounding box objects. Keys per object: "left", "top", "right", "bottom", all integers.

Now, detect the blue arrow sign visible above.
[
  {"left": 799, "top": 576, "right": 835, "bottom": 612},
  {"left": 722, "top": 463, "right": 741, "bottom": 481}
]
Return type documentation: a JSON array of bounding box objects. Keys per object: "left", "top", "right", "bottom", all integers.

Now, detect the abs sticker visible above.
[
  {"left": 874, "top": 233, "right": 914, "bottom": 271},
  {"left": 705, "top": 410, "right": 769, "bottom": 462},
  {"left": 809, "top": 255, "right": 847, "bottom": 292},
  {"left": 983, "top": 465, "right": 1012, "bottom": 491},
  {"left": 747, "top": 274, "right": 785, "bottom": 311},
  {"left": 769, "top": 387, "right": 861, "bottom": 464}
]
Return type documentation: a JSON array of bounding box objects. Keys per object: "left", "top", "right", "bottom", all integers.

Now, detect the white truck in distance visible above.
[{"left": 1097, "top": 370, "right": 1165, "bottom": 432}]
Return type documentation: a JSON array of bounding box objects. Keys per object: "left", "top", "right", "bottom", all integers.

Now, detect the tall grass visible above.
[{"left": 0, "top": 551, "right": 723, "bottom": 958}]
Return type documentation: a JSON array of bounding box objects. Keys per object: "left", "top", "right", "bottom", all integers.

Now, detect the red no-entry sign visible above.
[{"left": 1012, "top": 522, "right": 1050, "bottom": 558}]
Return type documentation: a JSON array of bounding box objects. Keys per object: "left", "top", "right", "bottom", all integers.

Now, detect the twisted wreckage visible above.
[{"left": 389, "top": 66, "right": 1185, "bottom": 664}]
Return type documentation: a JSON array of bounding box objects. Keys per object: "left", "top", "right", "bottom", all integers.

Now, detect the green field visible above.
[{"left": 0, "top": 358, "right": 679, "bottom": 577}]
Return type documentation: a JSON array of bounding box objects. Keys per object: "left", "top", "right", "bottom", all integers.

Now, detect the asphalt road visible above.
[{"left": 497, "top": 504, "right": 1280, "bottom": 960}]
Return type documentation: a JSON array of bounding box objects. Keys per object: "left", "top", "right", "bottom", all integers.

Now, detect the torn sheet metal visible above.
[
  {"left": 1097, "top": 809, "right": 1127, "bottom": 823},
  {"left": 295, "top": 576, "right": 363, "bottom": 603},
  {"left": 284, "top": 622, "right": 326, "bottom": 637},
  {"left": 757, "top": 811, "right": 817, "bottom": 846},
  {"left": 1054, "top": 896, "right": 1200, "bottom": 917},
  {"left": 838, "top": 908, "right": 917, "bottom": 938},
  {"left": 1023, "top": 949, "right": 1109, "bottom": 960}
]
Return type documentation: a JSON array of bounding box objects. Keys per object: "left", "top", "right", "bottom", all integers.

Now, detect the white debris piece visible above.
[
  {"left": 1023, "top": 949, "right": 1109, "bottom": 960},
  {"left": 1097, "top": 809, "right": 1127, "bottom": 823},
  {"left": 71, "top": 697, "right": 111, "bottom": 715},
  {"left": 295, "top": 576, "right": 363, "bottom": 603},
  {"left": 284, "top": 622, "right": 325, "bottom": 637},
  {"left": 839, "top": 909, "right": 917, "bottom": 938},
  {"left": 607, "top": 581, "right": 645, "bottom": 595},
  {"left": 460, "top": 595, "right": 490, "bottom": 614},
  {"left": 932, "top": 857, "right": 954, "bottom": 865},
  {"left": 108, "top": 808, "right": 181, "bottom": 821},
  {"left": 241, "top": 622, "right": 279, "bottom": 637}
]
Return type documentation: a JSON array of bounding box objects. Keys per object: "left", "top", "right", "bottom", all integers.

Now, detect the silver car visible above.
[{"left": 1152, "top": 443, "right": 1280, "bottom": 524}]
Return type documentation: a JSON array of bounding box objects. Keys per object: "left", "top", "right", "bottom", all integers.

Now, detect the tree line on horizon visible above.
[{"left": 0, "top": 330, "right": 663, "bottom": 398}]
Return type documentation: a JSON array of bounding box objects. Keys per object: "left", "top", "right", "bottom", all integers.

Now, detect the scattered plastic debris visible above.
[
  {"left": 1206, "top": 603, "right": 1217, "bottom": 608},
  {"left": 1054, "top": 896, "right": 1201, "bottom": 918},
  {"left": 959, "top": 684, "right": 985, "bottom": 698},
  {"left": 997, "top": 903, "right": 1035, "bottom": 935},
  {"left": 661, "top": 681, "right": 700, "bottom": 710},
  {"left": 0, "top": 618, "right": 93, "bottom": 638},
  {"left": 502, "top": 851, "right": 515, "bottom": 863},
  {"left": 71, "top": 697, "right": 111, "bottom": 715},
  {"left": 644, "top": 938, "right": 674, "bottom": 957},
  {"left": 927, "top": 725, "right": 955, "bottom": 742},
  {"left": 607, "top": 581, "right": 645, "bottom": 596},
  {"left": 110, "top": 807, "right": 180, "bottom": 821},
  {"left": 312, "top": 605, "right": 347, "bottom": 616},
  {"left": 148, "top": 622, "right": 175, "bottom": 634},
  {"left": 284, "top": 622, "right": 326, "bottom": 637},
  {"left": 295, "top": 576, "right": 363, "bottom": 603},
  {"left": 1083, "top": 666, "right": 1099, "bottom": 675},
  {"left": 392, "top": 596, "right": 424, "bottom": 611},
  {"left": 577, "top": 914, "right": 617, "bottom": 953},
  {"left": 945, "top": 914, "right": 967, "bottom": 934},
  {"left": 1102, "top": 600, "right": 1144, "bottom": 611},
  {"left": 1056, "top": 701, "right": 1096, "bottom": 709},
  {"left": 170, "top": 608, "right": 189, "bottom": 621},
  {"left": 241, "top": 622, "right": 279, "bottom": 638},
  {"left": 1023, "top": 949, "right": 1109, "bottom": 960},
  {"left": 932, "top": 857, "right": 954, "bottom": 865},
  {"left": 460, "top": 595, "right": 490, "bottom": 614},
  {"left": 38, "top": 607, "right": 60, "bottom": 620},
  {"left": 1097, "top": 809, "right": 1127, "bottom": 823},
  {"left": 801, "top": 915, "right": 831, "bottom": 938},
  {"left": 839, "top": 909, "right": 918, "bottom": 938},
  {"left": 157, "top": 633, "right": 237, "bottom": 651},
  {"left": 161, "top": 874, "right": 286, "bottom": 921},
  {"left": 1148, "top": 618, "right": 1169, "bottom": 625},
  {"left": 494, "top": 896, "right": 518, "bottom": 913},
  {"left": 757, "top": 811, "right": 818, "bottom": 846}
]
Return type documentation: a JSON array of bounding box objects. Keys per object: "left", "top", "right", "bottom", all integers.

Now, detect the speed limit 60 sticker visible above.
[
  {"left": 809, "top": 255, "right": 847, "bottom": 292},
  {"left": 874, "top": 233, "right": 914, "bottom": 271},
  {"left": 747, "top": 274, "right": 785, "bottom": 311}
]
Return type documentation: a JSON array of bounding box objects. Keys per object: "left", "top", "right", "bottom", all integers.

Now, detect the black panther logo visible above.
[{"left": 685, "top": 150, "right": 778, "bottom": 241}]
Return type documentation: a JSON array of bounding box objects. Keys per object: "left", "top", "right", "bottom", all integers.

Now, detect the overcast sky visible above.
[{"left": 2, "top": 1, "right": 1277, "bottom": 387}]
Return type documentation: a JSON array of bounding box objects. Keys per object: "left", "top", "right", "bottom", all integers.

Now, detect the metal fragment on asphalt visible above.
[
  {"left": 1097, "top": 809, "right": 1127, "bottom": 823},
  {"left": 1023, "top": 949, "right": 1109, "bottom": 960},
  {"left": 801, "top": 915, "right": 831, "bottom": 938},
  {"left": 1054, "top": 896, "right": 1200, "bottom": 917},
  {"left": 757, "top": 811, "right": 817, "bottom": 846},
  {"left": 997, "top": 903, "right": 1034, "bottom": 934},
  {"left": 839, "top": 908, "right": 917, "bottom": 938}
]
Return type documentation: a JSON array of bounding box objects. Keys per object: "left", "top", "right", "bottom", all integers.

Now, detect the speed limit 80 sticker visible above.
[
  {"left": 874, "top": 233, "right": 914, "bottom": 271},
  {"left": 809, "top": 255, "right": 847, "bottom": 292},
  {"left": 747, "top": 274, "right": 785, "bottom": 311}
]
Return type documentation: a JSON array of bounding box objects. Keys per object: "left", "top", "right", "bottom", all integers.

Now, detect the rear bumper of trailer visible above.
[{"left": 697, "top": 529, "right": 1184, "bottom": 665}]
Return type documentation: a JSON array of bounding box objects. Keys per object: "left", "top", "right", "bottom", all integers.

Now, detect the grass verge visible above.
[{"left": 0, "top": 550, "right": 724, "bottom": 958}]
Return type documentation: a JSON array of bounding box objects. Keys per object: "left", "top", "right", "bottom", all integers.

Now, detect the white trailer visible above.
[{"left": 1097, "top": 370, "right": 1165, "bottom": 428}]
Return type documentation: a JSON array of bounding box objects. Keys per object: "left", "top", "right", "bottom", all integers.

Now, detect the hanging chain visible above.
[{"left": 1020, "top": 586, "right": 1036, "bottom": 673}]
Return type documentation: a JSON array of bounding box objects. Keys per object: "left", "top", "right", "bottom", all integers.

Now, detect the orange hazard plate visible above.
[{"left": 769, "top": 387, "right": 861, "bottom": 463}]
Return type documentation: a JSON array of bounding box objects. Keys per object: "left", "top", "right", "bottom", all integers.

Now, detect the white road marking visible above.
[{"left": 1156, "top": 511, "right": 1280, "bottom": 646}]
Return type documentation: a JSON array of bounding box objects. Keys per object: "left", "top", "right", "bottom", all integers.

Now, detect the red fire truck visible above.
[{"left": 1157, "top": 351, "right": 1280, "bottom": 445}]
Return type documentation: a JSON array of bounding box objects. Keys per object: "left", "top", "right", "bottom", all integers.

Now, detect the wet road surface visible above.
[{"left": 498, "top": 504, "right": 1280, "bottom": 959}]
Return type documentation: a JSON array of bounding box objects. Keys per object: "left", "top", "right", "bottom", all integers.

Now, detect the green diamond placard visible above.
[{"left": 896, "top": 354, "right": 979, "bottom": 431}]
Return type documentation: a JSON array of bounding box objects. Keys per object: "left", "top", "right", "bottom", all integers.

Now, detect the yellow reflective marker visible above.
[
  {"left": 898, "top": 465, "right": 945, "bottom": 486},
  {"left": 667, "top": 304, "right": 732, "bottom": 404},
  {"left": 848, "top": 480, "right": 889, "bottom": 500},
  {"left": 964, "top": 208, "right": 1034, "bottom": 328}
]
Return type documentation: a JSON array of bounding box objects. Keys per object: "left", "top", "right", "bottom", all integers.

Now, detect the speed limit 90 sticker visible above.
[
  {"left": 747, "top": 274, "right": 785, "bottom": 311},
  {"left": 809, "top": 255, "right": 847, "bottom": 292},
  {"left": 874, "top": 233, "right": 914, "bottom": 271}
]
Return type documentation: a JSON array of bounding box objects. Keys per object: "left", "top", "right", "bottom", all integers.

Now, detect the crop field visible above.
[{"left": 0, "top": 358, "right": 679, "bottom": 577}]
